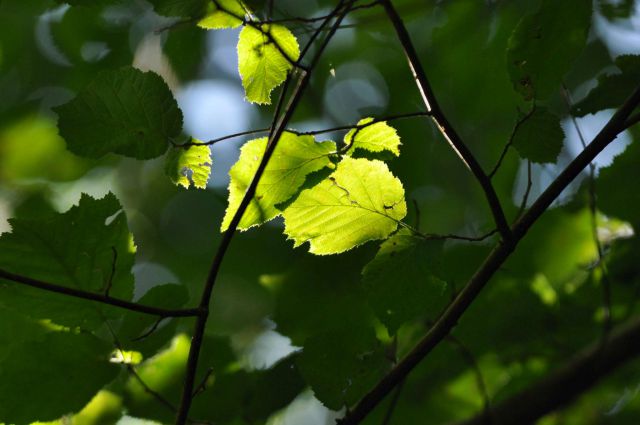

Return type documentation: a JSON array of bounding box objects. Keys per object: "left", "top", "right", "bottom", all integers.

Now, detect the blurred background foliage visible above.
[{"left": 1, "top": 0, "right": 640, "bottom": 424}]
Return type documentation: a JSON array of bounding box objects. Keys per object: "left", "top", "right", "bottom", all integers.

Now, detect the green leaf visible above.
[
  {"left": 282, "top": 157, "right": 407, "bottom": 255},
  {"left": 198, "top": 0, "right": 246, "bottom": 29},
  {"left": 597, "top": 141, "right": 640, "bottom": 228},
  {"left": 0, "top": 193, "right": 135, "bottom": 329},
  {"left": 572, "top": 55, "right": 640, "bottom": 117},
  {"left": 511, "top": 108, "right": 564, "bottom": 164},
  {"left": 362, "top": 231, "right": 446, "bottom": 334},
  {"left": 120, "top": 284, "right": 189, "bottom": 357},
  {"left": 222, "top": 132, "right": 335, "bottom": 231},
  {"left": 237, "top": 23, "right": 300, "bottom": 104},
  {"left": 54, "top": 67, "right": 183, "bottom": 159},
  {"left": 0, "top": 310, "right": 118, "bottom": 425},
  {"left": 506, "top": 0, "right": 592, "bottom": 100},
  {"left": 297, "top": 326, "right": 390, "bottom": 410},
  {"left": 165, "top": 142, "right": 212, "bottom": 189},
  {"left": 345, "top": 118, "right": 401, "bottom": 157}
]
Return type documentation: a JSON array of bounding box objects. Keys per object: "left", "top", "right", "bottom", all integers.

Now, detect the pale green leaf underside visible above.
[
  {"left": 165, "top": 142, "right": 212, "bottom": 189},
  {"left": 237, "top": 24, "right": 300, "bottom": 104},
  {"left": 198, "top": 0, "right": 245, "bottom": 29},
  {"left": 283, "top": 157, "right": 407, "bottom": 255},
  {"left": 345, "top": 118, "right": 401, "bottom": 156},
  {"left": 222, "top": 132, "right": 336, "bottom": 231}
]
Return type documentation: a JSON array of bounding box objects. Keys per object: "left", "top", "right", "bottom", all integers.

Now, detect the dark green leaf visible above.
[
  {"left": 54, "top": 67, "right": 183, "bottom": 159},
  {"left": 512, "top": 108, "right": 565, "bottom": 163}
]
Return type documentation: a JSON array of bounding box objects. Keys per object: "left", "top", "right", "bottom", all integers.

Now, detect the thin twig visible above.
[
  {"left": 0, "top": 268, "right": 201, "bottom": 318},
  {"left": 380, "top": 0, "right": 512, "bottom": 244},
  {"left": 447, "top": 335, "right": 492, "bottom": 418},
  {"left": 174, "top": 3, "right": 356, "bottom": 424},
  {"left": 489, "top": 106, "right": 537, "bottom": 178},
  {"left": 624, "top": 111, "right": 640, "bottom": 130},
  {"left": 181, "top": 129, "right": 270, "bottom": 147},
  {"left": 515, "top": 160, "right": 532, "bottom": 220},
  {"left": 132, "top": 317, "right": 168, "bottom": 342},
  {"left": 104, "top": 246, "right": 117, "bottom": 297},
  {"left": 337, "top": 84, "right": 640, "bottom": 425},
  {"left": 380, "top": 379, "right": 406, "bottom": 425}
]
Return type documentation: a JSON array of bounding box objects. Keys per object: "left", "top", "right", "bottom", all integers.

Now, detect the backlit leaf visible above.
[
  {"left": 222, "top": 132, "right": 335, "bottom": 231},
  {"left": 345, "top": 118, "right": 401, "bottom": 157},
  {"left": 165, "top": 142, "right": 212, "bottom": 189},
  {"left": 282, "top": 157, "right": 407, "bottom": 255},
  {"left": 198, "top": 0, "right": 246, "bottom": 29},
  {"left": 237, "top": 23, "right": 300, "bottom": 104}
]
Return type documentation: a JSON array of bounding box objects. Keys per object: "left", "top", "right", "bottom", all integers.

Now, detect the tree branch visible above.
[
  {"left": 380, "top": 0, "right": 512, "bottom": 244},
  {"left": 174, "top": 2, "right": 357, "bottom": 424},
  {"left": 0, "top": 268, "right": 201, "bottom": 318},
  {"left": 337, "top": 84, "right": 640, "bottom": 425},
  {"left": 453, "top": 316, "right": 640, "bottom": 425}
]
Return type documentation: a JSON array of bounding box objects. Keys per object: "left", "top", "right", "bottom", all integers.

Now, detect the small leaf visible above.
[
  {"left": 345, "top": 118, "right": 401, "bottom": 157},
  {"left": 506, "top": 0, "right": 591, "bottom": 100},
  {"left": 222, "top": 132, "right": 335, "bottom": 231},
  {"left": 282, "top": 157, "right": 407, "bottom": 255},
  {"left": 363, "top": 231, "right": 446, "bottom": 334},
  {"left": 237, "top": 23, "right": 300, "bottom": 104},
  {"left": 297, "top": 326, "right": 390, "bottom": 410},
  {"left": 198, "top": 0, "right": 245, "bottom": 29},
  {"left": 511, "top": 108, "right": 564, "bottom": 164},
  {"left": 54, "top": 67, "right": 183, "bottom": 159},
  {"left": 572, "top": 55, "right": 640, "bottom": 116},
  {"left": 165, "top": 142, "right": 212, "bottom": 189}
]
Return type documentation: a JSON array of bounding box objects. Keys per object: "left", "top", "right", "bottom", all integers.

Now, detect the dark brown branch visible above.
[
  {"left": 380, "top": 0, "right": 512, "bottom": 244},
  {"left": 453, "top": 316, "right": 640, "bottom": 425},
  {"left": 337, "top": 84, "right": 640, "bottom": 425},
  {"left": 174, "top": 2, "right": 356, "bottom": 424},
  {"left": 0, "top": 268, "right": 201, "bottom": 318},
  {"left": 295, "top": 111, "right": 430, "bottom": 136}
]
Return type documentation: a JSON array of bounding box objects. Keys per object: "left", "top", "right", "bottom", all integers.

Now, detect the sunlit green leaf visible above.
[
  {"left": 54, "top": 67, "right": 183, "bottom": 159},
  {"left": 345, "top": 118, "right": 401, "bottom": 157},
  {"left": 512, "top": 108, "right": 564, "bottom": 163},
  {"left": 237, "top": 23, "right": 300, "bottom": 104},
  {"left": 198, "top": 0, "right": 246, "bottom": 29},
  {"left": 283, "top": 157, "right": 407, "bottom": 255},
  {"left": 507, "top": 0, "right": 591, "bottom": 100},
  {"left": 363, "top": 231, "right": 446, "bottom": 334},
  {"left": 222, "top": 132, "right": 335, "bottom": 231},
  {"left": 165, "top": 142, "right": 212, "bottom": 189}
]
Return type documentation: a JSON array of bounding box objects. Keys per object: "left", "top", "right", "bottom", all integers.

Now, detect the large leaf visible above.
[
  {"left": 506, "top": 0, "right": 592, "bottom": 100},
  {"left": 0, "top": 310, "right": 118, "bottom": 425},
  {"left": 165, "top": 143, "right": 212, "bottom": 189},
  {"left": 511, "top": 108, "right": 564, "bottom": 164},
  {"left": 282, "top": 157, "right": 407, "bottom": 255},
  {"left": 54, "top": 67, "right": 183, "bottom": 159},
  {"left": 362, "top": 231, "right": 446, "bottom": 334},
  {"left": 573, "top": 55, "right": 640, "bottom": 117},
  {"left": 237, "top": 23, "right": 300, "bottom": 104},
  {"left": 222, "top": 132, "right": 335, "bottom": 231},
  {"left": 0, "top": 193, "right": 135, "bottom": 329}
]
